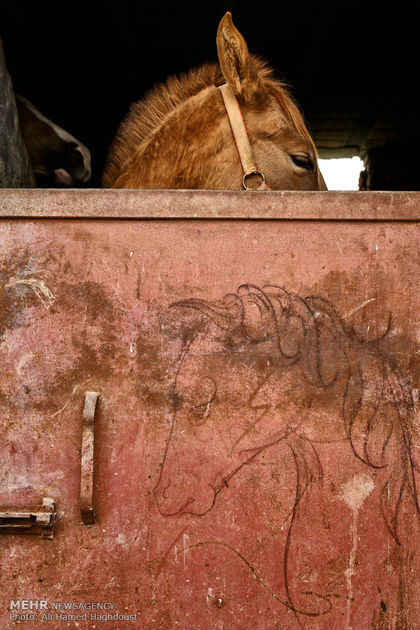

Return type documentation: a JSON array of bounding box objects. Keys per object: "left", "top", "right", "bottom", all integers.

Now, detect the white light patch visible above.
[{"left": 318, "top": 156, "right": 364, "bottom": 190}]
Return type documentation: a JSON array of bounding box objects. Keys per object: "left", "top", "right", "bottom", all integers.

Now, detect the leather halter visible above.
[{"left": 218, "top": 83, "right": 271, "bottom": 190}]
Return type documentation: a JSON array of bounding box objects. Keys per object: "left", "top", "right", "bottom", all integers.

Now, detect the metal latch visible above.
[
  {"left": 0, "top": 497, "right": 56, "bottom": 538},
  {"left": 80, "top": 391, "right": 100, "bottom": 525}
]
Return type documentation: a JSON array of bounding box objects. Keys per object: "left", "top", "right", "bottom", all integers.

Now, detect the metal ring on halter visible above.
[{"left": 242, "top": 170, "right": 266, "bottom": 190}]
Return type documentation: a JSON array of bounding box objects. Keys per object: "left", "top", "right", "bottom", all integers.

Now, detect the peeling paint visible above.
[
  {"left": 340, "top": 474, "right": 375, "bottom": 630},
  {"left": 6, "top": 276, "right": 55, "bottom": 309}
]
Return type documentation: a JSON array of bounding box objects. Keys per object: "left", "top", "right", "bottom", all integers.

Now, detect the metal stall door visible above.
[{"left": 0, "top": 190, "right": 419, "bottom": 630}]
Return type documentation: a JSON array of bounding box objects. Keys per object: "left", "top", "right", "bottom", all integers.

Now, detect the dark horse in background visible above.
[
  {"left": 16, "top": 95, "right": 91, "bottom": 187},
  {"left": 0, "top": 37, "right": 91, "bottom": 188}
]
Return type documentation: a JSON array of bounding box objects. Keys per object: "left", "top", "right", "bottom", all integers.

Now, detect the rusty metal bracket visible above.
[
  {"left": 80, "top": 391, "right": 100, "bottom": 525},
  {"left": 0, "top": 497, "right": 56, "bottom": 538}
]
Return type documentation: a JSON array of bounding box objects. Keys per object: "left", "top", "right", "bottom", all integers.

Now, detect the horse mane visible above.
[
  {"left": 173, "top": 284, "right": 419, "bottom": 544},
  {"left": 102, "top": 57, "right": 315, "bottom": 187}
]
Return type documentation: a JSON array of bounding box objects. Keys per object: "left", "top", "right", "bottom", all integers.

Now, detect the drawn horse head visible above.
[
  {"left": 103, "top": 13, "right": 326, "bottom": 190},
  {"left": 154, "top": 285, "right": 419, "bottom": 547}
]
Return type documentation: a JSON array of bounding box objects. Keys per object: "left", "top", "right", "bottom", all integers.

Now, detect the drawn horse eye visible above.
[
  {"left": 289, "top": 153, "right": 314, "bottom": 172},
  {"left": 189, "top": 377, "right": 217, "bottom": 426},
  {"left": 190, "top": 400, "right": 213, "bottom": 426}
]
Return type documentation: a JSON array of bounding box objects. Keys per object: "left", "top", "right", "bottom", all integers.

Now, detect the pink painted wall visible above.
[{"left": 0, "top": 191, "right": 419, "bottom": 629}]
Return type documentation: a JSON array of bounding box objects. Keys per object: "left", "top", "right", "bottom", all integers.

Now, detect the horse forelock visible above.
[
  {"left": 102, "top": 56, "right": 306, "bottom": 187},
  {"left": 174, "top": 285, "right": 348, "bottom": 381}
]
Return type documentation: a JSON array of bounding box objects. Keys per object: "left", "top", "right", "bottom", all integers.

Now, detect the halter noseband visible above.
[{"left": 218, "top": 83, "right": 271, "bottom": 191}]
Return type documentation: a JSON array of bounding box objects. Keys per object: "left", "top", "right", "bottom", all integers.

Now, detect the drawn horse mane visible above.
[{"left": 174, "top": 284, "right": 420, "bottom": 545}]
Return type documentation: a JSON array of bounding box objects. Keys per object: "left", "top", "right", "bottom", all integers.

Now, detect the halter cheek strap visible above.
[{"left": 218, "top": 83, "right": 271, "bottom": 190}]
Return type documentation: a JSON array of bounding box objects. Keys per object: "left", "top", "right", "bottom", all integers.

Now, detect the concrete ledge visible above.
[{"left": 0, "top": 189, "right": 419, "bottom": 220}]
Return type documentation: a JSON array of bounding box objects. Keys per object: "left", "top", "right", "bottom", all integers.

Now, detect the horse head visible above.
[
  {"left": 16, "top": 95, "right": 91, "bottom": 186},
  {"left": 154, "top": 285, "right": 350, "bottom": 517},
  {"left": 103, "top": 13, "right": 326, "bottom": 190}
]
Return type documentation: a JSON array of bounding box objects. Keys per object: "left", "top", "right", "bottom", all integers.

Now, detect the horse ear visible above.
[{"left": 216, "top": 12, "right": 262, "bottom": 101}]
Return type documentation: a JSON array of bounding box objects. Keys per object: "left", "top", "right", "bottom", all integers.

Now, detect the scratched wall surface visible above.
[{"left": 0, "top": 191, "right": 419, "bottom": 630}]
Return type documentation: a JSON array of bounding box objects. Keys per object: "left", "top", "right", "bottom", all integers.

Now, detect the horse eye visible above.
[{"left": 289, "top": 154, "right": 314, "bottom": 171}]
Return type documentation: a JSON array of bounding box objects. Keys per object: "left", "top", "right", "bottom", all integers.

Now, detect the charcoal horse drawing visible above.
[{"left": 154, "top": 284, "right": 419, "bottom": 628}]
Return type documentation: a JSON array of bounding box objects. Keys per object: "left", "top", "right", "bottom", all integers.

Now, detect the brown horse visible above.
[{"left": 102, "top": 13, "right": 326, "bottom": 190}]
